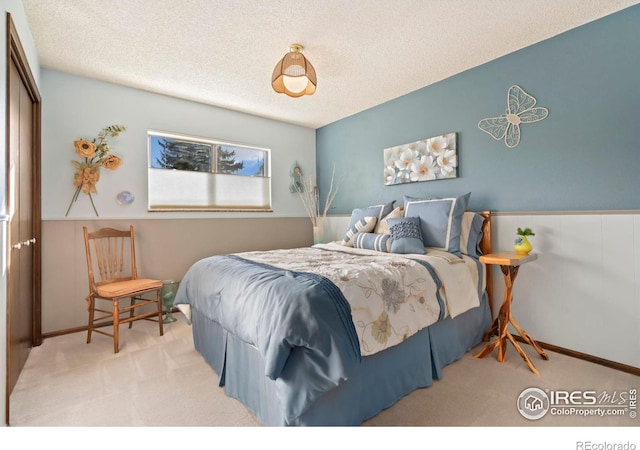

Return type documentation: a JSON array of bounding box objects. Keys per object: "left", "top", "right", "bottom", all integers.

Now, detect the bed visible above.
[{"left": 174, "top": 196, "right": 493, "bottom": 426}]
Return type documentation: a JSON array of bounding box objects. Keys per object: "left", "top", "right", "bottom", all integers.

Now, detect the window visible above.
[{"left": 147, "top": 130, "right": 271, "bottom": 211}]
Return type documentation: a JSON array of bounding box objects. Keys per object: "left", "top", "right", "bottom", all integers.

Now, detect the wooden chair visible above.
[{"left": 83, "top": 225, "right": 164, "bottom": 353}]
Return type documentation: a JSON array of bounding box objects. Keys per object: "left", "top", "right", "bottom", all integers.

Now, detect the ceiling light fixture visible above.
[{"left": 271, "top": 44, "right": 317, "bottom": 98}]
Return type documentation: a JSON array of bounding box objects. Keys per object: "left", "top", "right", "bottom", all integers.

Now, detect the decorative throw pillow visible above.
[
  {"left": 403, "top": 192, "right": 471, "bottom": 257},
  {"left": 460, "top": 211, "right": 485, "bottom": 258},
  {"left": 375, "top": 205, "right": 404, "bottom": 235},
  {"left": 368, "top": 200, "right": 396, "bottom": 223},
  {"left": 387, "top": 217, "right": 426, "bottom": 255},
  {"left": 353, "top": 232, "right": 392, "bottom": 252},
  {"left": 341, "top": 207, "right": 379, "bottom": 246}
]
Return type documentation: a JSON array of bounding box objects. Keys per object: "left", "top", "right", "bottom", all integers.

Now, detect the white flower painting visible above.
[{"left": 384, "top": 132, "right": 457, "bottom": 186}]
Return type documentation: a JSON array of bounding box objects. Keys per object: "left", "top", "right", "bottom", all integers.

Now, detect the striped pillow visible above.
[
  {"left": 341, "top": 215, "right": 378, "bottom": 247},
  {"left": 353, "top": 232, "right": 392, "bottom": 252}
]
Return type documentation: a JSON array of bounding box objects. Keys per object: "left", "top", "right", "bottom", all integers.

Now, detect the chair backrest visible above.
[{"left": 83, "top": 225, "right": 139, "bottom": 289}]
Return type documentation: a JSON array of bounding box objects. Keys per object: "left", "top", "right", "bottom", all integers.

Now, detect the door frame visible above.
[{"left": 5, "top": 12, "right": 42, "bottom": 424}]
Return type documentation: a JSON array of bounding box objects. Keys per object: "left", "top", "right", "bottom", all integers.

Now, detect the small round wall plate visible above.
[{"left": 116, "top": 191, "right": 135, "bottom": 205}]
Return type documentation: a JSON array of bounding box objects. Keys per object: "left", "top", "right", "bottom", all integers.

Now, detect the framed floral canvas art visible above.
[{"left": 384, "top": 132, "right": 457, "bottom": 185}]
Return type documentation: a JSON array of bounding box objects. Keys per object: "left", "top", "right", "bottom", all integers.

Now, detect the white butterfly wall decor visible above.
[{"left": 478, "top": 85, "right": 549, "bottom": 148}]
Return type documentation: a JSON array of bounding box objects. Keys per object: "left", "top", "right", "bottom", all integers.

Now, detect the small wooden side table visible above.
[{"left": 474, "top": 252, "right": 549, "bottom": 375}]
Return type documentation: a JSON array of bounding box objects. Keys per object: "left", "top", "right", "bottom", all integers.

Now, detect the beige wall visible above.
[{"left": 41, "top": 217, "right": 311, "bottom": 334}]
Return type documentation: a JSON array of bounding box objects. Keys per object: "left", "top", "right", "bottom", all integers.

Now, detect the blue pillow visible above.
[
  {"left": 387, "top": 217, "right": 426, "bottom": 255},
  {"left": 353, "top": 232, "right": 392, "bottom": 252},
  {"left": 368, "top": 200, "right": 396, "bottom": 221},
  {"left": 403, "top": 192, "right": 471, "bottom": 257},
  {"left": 341, "top": 207, "right": 379, "bottom": 246}
]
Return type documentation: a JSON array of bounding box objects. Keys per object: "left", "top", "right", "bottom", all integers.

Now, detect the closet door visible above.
[
  {"left": 7, "top": 56, "right": 34, "bottom": 401},
  {"left": 5, "top": 13, "right": 42, "bottom": 425}
]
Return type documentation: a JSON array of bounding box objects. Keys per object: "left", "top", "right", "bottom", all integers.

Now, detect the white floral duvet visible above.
[{"left": 236, "top": 242, "right": 483, "bottom": 356}]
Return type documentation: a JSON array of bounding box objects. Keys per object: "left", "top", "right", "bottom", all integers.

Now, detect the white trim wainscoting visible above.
[{"left": 323, "top": 210, "right": 640, "bottom": 373}]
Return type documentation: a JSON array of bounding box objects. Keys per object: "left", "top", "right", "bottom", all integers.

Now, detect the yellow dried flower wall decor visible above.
[{"left": 65, "top": 125, "right": 126, "bottom": 216}]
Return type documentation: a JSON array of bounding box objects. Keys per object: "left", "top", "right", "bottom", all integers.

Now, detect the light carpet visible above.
[{"left": 6, "top": 316, "right": 639, "bottom": 447}]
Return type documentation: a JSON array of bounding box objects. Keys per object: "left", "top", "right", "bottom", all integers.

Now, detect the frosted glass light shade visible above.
[{"left": 283, "top": 74, "right": 310, "bottom": 94}]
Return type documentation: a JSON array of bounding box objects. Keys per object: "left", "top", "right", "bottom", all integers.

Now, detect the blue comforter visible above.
[{"left": 174, "top": 254, "right": 361, "bottom": 421}]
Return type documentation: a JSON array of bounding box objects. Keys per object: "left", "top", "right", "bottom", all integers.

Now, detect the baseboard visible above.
[
  {"left": 41, "top": 309, "right": 178, "bottom": 340},
  {"left": 513, "top": 335, "right": 640, "bottom": 376}
]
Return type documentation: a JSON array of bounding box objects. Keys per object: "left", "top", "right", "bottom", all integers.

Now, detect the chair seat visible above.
[{"left": 96, "top": 278, "right": 162, "bottom": 298}]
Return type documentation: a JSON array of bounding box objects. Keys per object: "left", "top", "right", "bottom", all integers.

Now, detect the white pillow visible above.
[{"left": 375, "top": 206, "right": 404, "bottom": 234}]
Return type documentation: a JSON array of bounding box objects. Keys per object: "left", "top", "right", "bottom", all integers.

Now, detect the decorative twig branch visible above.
[{"left": 294, "top": 163, "right": 342, "bottom": 227}]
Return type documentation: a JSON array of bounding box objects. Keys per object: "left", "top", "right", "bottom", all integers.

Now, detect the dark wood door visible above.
[
  {"left": 5, "top": 13, "right": 41, "bottom": 425},
  {"left": 7, "top": 59, "right": 34, "bottom": 397}
]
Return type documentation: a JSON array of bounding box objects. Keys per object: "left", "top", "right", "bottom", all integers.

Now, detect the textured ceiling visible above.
[{"left": 22, "top": 0, "right": 640, "bottom": 129}]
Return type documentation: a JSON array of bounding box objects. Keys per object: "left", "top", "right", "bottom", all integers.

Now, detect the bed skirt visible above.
[{"left": 190, "top": 292, "right": 491, "bottom": 426}]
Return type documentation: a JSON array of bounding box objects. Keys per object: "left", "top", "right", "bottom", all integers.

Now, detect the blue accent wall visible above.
[{"left": 316, "top": 5, "right": 640, "bottom": 214}]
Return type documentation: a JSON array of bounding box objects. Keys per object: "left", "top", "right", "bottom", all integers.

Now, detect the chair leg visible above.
[
  {"left": 87, "top": 296, "right": 95, "bottom": 344},
  {"left": 157, "top": 290, "right": 164, "bottom": 337},
  {"left": 113, "top": 299, "right": 120, "bottom": 353},
  {"left": 129, "top": 296, "right": 136, "bottom": 329}
]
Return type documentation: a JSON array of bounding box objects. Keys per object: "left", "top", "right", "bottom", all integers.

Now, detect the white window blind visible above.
[{"left": 147, "top": 130, "right": 272, "bottom": 212}]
